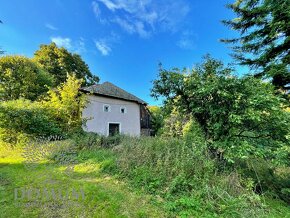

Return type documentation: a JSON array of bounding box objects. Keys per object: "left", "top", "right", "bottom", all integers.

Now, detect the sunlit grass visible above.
[{"left": 0, "top": 144, "right": 164, "bottom": 218}]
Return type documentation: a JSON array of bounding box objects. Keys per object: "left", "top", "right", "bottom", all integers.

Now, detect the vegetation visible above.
[
  {"left": 0, "top": 75, "right": 86, "bottom": 145},
  {"left": 152, "top": 55, "right": 290, "bottom": 164},
  {"left": 34, "top": 43, "right": 99, "bottom": 86},
  {"left": 0, "top": 142, "right": 163, "bottom": 218},
  {"left": 0, "top": 56, "right": 53, "bottom": 101},
  {"left": 0, "top": 0, "right": 289, "bottom": 216},
  {"left": 147, "top": 106, "right": 164, "bottom": 136},
  {"left": 222, "top": 0, "right": 290, "bottom": 92},
  {"left": 1, "top": 136, "right": 290, "bottom": 217}
]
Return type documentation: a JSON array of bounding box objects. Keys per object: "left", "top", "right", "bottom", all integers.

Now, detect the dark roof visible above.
[{"left": 80, "top": 82, "right": 147, "bottom": 105}]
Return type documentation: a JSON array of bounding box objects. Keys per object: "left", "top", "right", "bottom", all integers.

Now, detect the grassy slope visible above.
[
  {"left": 1, "top": 144, "right": 289, "bottom": 218},
  {"left": 0, "top": 145, "right": 164, "bottom": 218}
]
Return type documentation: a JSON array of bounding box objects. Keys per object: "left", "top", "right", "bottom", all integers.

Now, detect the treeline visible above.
[
  {"left": 0, "top": 43, "right": 99, "bottom": 101},
  {"left": 0, "top": 43, "right": 96, "bottom": 144}
]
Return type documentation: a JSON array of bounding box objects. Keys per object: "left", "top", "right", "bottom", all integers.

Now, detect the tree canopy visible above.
[
  {"left": 33, "top": 43, "right": 99, "bottom": 86},
  {"left": 222, "top": 0, "right": 290, "bottom": 92},
  {"left": 0, "top": 55, "right": 53, "bottom": 101},
  {"left": 152, "top": 56, "right": 290, "bottom": 163}
]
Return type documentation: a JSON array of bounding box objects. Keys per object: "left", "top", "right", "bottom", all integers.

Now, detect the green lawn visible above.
[{"left": 0, "top": 145, "right": 164, "bottom": 218}]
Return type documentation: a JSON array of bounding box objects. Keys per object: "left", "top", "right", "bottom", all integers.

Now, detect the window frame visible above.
[
  {"left": 120, "top": 106, "right": 127, "bottom": 114},
  {"left": 103, "top": 104, "right": 111, "bottom": 112}
]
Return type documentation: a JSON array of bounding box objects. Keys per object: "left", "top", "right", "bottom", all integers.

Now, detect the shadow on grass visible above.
[{"left": 0, "top": 152, "right": 163, "bottom": 218}]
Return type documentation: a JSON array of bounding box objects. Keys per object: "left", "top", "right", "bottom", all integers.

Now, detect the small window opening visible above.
[
  {"left": 103, "top": 105, "right": 110, "bottom": 112},
  {"left": 120, "top": 107, "right": 126, "bottom": 113}
]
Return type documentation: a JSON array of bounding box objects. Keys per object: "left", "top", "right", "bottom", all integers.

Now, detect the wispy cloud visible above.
[
  {"left": 98, "top": 0, "right": 120, "bottom": 11},
  {"left": 94, "top": 32, "right": 120, "bottom": 56},
  {"left": 177, "top": 31, "right": 197, "bottom": 50},
  {"left": 50, "top": 36, "right": 87, "bottom": 53},
  {"left": 113, "top": 17, "right": 150, "bottom": 38},
  {"left": 95, "top": 40, "right": 111, "bottom": 56},
  {"left": 92, "top": 1, "right": 101, "bottom": 17},
  {"left": 74, "top": 38, "right": 86, "bottom": 53},
  {"left": 45, "top": 23, "right": 58, "bottom": 31},
  {"left": 94, "top": 0, "right": 190, "bottom": 38},
  {"left": 51, "top": 36, "right": 71, "bottom": 49}
]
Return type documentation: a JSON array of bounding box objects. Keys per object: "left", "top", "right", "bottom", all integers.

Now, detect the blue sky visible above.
[{"left": 0, "top": 0, "right": 241, "bottom": 105}]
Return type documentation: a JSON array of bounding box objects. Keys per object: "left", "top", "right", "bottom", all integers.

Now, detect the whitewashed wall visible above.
[{"left": 82, "top": 95, "right": 141, "bottom": 136}]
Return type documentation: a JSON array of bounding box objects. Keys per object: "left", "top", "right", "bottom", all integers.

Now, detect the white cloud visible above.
[
  {"left": 113, "top": 17, "right": 150, "bottom": 38},
  {"left": 74, "top": 38, "right": 86, "bottom": 53},
  {"left": 94, "top": 32, "right": 120, "bottom": 56},
  {"left": 98, "top": 0, "right": 120, "bottom": 11},
  {"left": 45, "top": 23, "right": 58, "bottom": 30},
  {"left": 95, "top": 0, "right": 190, "bottom": 38},
  {"left": 51, "top": 36, "right": 72, "bottom": 49},
  {"left": 92, "top": 1, "right": 101, "bottom": 17},
  {"left": 50, "top": 37, "right": 87, "bottom": 53},
  {"left": 95, "top": 40, "right": 111, "bottom": 56},
  {"left": 177, "top": 31, "right": 197, "bottom": 50},
  {"left": 114, "top": 17, "right": 135, "bottom": 34},
  {"left": 135, "top": 21, "right": 150, "bottom": 38}
]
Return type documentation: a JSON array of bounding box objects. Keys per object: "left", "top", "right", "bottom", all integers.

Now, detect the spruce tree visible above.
[{"left": 222, "top": 0, "right": 290, "bottom": 92}]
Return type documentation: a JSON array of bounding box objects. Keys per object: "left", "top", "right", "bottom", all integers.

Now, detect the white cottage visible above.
[{"left": 80, "top": 82, "right": 151, "bottom": 136}]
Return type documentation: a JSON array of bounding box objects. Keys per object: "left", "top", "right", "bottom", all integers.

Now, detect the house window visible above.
[
  {"left": 103, "top": 104, "right": 110, "bottom": 112},
  {"left": 120, "top": 107, "right": 126, "bottom": 114}
]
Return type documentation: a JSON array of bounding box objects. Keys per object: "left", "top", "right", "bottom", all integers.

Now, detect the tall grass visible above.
[{"left": 101, "top": 137, "right": 266, "bottom": 217}]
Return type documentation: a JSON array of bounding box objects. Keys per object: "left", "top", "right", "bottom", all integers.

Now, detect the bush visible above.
[
  {"left": 105, "top": 136, "right": 265, "bottom": 217},
  {"left": 0, "top": 75, "right": 87, "bottom": 146},
  {"left": 71, "top": 131, "right": 101, "bottom": 150},
  {"left": 0, "top": 99, "right": 63, "bottom": 146},
  {"left": 238, "top": 159, "right": 290, "bottom": 204}
]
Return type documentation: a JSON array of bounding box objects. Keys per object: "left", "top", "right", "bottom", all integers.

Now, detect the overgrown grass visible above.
[
  {"left": 1, "top": 135, "right": 289, "bottom": 217},
  {"left": 0, "top": 142, "right": 164, "bottom": 218},
  {"left": 83, "top": 136, "right": 289, "bottom": 218}
]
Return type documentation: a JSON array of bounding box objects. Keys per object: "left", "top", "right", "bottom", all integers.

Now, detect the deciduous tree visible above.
[
  {"left": 34, "top": 43, "right": 99, "bottom": 86},
  {"left": 0, "top": 56, "right": 53, "bottom": 101},
  {"left": 152, "top": 55, "right": 290, "bottom": 163}
]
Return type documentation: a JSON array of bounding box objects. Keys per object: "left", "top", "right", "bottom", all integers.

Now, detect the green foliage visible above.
[
  {"left": 222, "top": 0, "right": 290, "bottom": 91},
  {"left": 34, "top": 42, "right": 99, "bottom": 86},
  {"left": 42, "top": 74, "right": 87, "bottom": 133},
  {"left": 71, "top": 131, "right": 101, "bottom": 150},
  {"left": 0, "top": 99, "right": 61, "bottom": 140},
  {"left": 238, "top": 159, "right": 290, "bottom": 204},
  {"left": 102, "top": 136, "right": 266, "bottom": 217},
  {"left": 152, "top": 55, "right": 290, "bottom": 164},
  {"left": 0, "top": 75, "right": 87, "bottom": 145},
  {"left": 147, "top": 106, "right": 164, "bottom": 136},
  {"left": 71, "top": 131, "right": 126, "bottom": 150},
  {"left": 161, "top": 106, "right": 189, "bottom": 137},
  {"left": 0, "top": 55, "right": 53, "bottom": 101}
]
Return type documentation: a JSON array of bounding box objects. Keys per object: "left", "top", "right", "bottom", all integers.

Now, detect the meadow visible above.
[{"left": 1, "top": 136, "right": 289, "bottom": 218}]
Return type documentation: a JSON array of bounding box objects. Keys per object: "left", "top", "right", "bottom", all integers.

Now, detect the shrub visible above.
[
  {"left": 0, "top": 75, "right": 87, "bottom": 146},
  {"left": 238, "top": 159, "right": 290, "bottom": 204},
  {"left": 0, "top": 99, "right": 62, "bottom": 146},
  {"left": 42, "top": 74, "right": 87, "bottom": 133},
  {"left": 105, "top": 136, "right": 265, "bottom": 216},
  {"left": 71, "top": 131, "right": 101, "bottom": 150}
]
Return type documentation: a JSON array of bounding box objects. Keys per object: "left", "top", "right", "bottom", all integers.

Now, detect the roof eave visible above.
[{"left": 79, "top": 89, "right": 147, "bottom": 105}]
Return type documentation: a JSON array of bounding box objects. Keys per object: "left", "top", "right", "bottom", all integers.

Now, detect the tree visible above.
[
  {"left": 222, "top": 0, "right": 290, "bottom": 92},
  {"left": 152, "top": 55, "right": 290, "bottom": 163},
  {"left": 33, "top": 43, "right": 99, "bottom": 86},
  {"left": 148, "top": 106, "right": 164, "bottom": 136},
  {"left": 43, "top": 74, "right": 87, "bottom": 132},
  {"left": 0, "top": 55, "right": 53, "bottom": 101}
]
